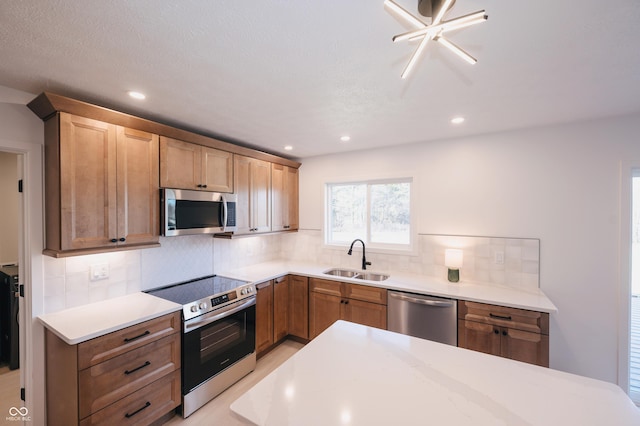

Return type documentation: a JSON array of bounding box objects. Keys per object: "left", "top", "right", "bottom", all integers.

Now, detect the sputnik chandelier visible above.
[{"left": 384, "top": 0, "right": 488, "bottom": 78}]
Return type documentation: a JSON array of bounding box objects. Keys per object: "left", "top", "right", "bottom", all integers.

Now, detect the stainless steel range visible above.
[{"left": 147, "top": 275, "right": 256, "bottom": 418}]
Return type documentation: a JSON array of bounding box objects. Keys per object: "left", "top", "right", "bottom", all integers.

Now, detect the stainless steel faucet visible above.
[{"left": 348, "top": 239, "right": 371, "bottom": 270}]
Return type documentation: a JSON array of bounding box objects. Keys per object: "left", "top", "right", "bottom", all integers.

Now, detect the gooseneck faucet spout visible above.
[{"left": 348, "top": 239, "right": 371, "bottom": 270}]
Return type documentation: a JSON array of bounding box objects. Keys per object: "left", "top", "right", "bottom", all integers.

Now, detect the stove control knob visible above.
[
  {"left": 199, "top": 302, "right": 207, "bottom": 310},
  {"left": 247, "top": 287, "right": 252, "bottom": 293},
  {"left": 240, "top": 289, "right": 247, "bottom": 295},
  {"left": 190, "top": 305, "right": 198, "bottom": 313}
]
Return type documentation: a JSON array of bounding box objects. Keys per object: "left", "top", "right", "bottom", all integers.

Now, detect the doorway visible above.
[
  {"left": 0, "top": 151, "right": 22, "bottom": 415},
  {"left": 631, "top": 174, "right": 640, "bottom": 405}
]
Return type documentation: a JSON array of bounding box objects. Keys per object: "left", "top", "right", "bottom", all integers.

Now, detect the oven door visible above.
[{"left": 182, "top": 297, "right": 256, "bottom": 393}]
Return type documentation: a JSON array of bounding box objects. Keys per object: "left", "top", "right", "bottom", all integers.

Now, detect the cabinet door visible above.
[
  {"left": 250, "top": 158, "right": 271, "bottom": 233},
  {"left": 288, "top": 275, "right": 309, "bottom": 340},
  {"left": 159, "top": 137, "right": 201, "bottom": 190},
  {"left": 272, "top": 164, "right": 298, "bottom": 232},
  {"left": 285, "top": 166, "right": 299, "bottom": 230},
  {"left": 116, "top": 127, "right": 159, "bottom": 246},
  {"left": 309, "top": 292, "right": 342, "bottom": 340},
  {"left": 273, "top": 276, "right": 289, "bottom": 342},
  {"left": 501, "top": 328, "right": 549, "bottom": 367},
  {"left": 234, "top": 155, "right": 272, "bottom": 234},
  {"left": 233, "top": 155, "right": 252, "bottom": 234},
  {"left": 344, "top": 299, "right": 387, "bottom": 330},
  {"left": 59, "top": 113, "right": 117, "bottom": 250},
  {"left": 202, "top": 147, "right": 233, "bottom": 193},
  {"left": 457, "top": 320, "right": 501, "bottom": 356},
  {"left": 256, "top": 281, "right": 274, "bottom": 356}
]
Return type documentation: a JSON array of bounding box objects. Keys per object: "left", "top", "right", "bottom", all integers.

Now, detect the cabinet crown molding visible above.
[{"left": 28, "top": 92, "right": 301, "bottom": 169}]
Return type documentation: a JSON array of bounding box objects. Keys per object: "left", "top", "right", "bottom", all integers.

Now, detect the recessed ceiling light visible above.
[
  {"left": 128, "top": 91, "right": 146, "bottom": 100},
  {"left": 340, "top": 136, "right": 351, "bottom": 142},
  {"left": 284, "top": 145, "right": 293, "bottom": 151},
  {"left": 451, "top": 117, "right": 465, "bottom": 124}
]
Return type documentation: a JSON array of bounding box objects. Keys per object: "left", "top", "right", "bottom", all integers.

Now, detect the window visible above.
[{"left": 326, "top": 178, "right": 412, "bottom": 250}]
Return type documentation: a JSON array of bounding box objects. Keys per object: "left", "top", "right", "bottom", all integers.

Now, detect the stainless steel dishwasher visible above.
[{"left": 387, "top": 290, "right": 457, "bottom": 346}]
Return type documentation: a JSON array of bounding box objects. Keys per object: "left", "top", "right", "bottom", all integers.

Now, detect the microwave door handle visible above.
[{"left": 221, "top": 196, "right": 228, "bottom": 231}]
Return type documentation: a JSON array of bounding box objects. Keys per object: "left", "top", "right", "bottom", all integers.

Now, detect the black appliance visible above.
[
  {"left": 146, "top": 275, "right": 256, "bottom": 418},
  {"left": 0, "top": 265, "right": 19, "bottom": 370}
]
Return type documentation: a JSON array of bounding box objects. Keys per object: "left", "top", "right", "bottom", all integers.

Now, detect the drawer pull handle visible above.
[
  {"left": 123, "top": 330, "right": 150, "bottom": 343},
  {"left": 124, "top": 401, "right": 151, "bottom": 418},
  {"left": 489, "top": 313, "right": 512, "bottom": 321},
  {"left": 124, "top": 361, "right": 151, "bottom": 375}
]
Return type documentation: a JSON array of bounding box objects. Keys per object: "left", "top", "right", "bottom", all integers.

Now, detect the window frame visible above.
[{"left": 324, "top": 177, "right": 415, "bottom": 254}]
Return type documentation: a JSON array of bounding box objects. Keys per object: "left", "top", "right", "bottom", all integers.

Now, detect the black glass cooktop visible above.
[{"left": 146, "top": 275, "right": 248, "bottom": 305}]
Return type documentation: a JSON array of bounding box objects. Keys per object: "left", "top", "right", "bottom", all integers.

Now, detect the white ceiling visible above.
[{"left": 1, "top": 0, "right": 639, "bottom": 159}]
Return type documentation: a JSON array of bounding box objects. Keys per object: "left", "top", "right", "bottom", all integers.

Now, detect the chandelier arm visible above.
[
  {"left": 435, "top": 36, "right": 477, "bottom": 64},
  {"left": 384, "top": 0, "right": 427, "bottom": 29},
  {"left": 401, "top": 35, "right": 431, "bottom": 79},
  {"left": 393, "top": 10, "right": 487, "bottom": 42}
]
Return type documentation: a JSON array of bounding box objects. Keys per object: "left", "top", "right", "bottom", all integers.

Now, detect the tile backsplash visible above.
[
  {"left": 42, "top": 230, "right": 539, "bottom": 314},
  {"left": 280, "top": 230, "right": 540, "bottom": 291}
]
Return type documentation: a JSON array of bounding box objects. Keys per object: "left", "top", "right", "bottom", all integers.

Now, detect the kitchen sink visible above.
[
  {"left": 322, "top": 269, "right": 389, "bottom": 281},
  {"left": 323, "top": 268, "right": 359, "bottom": 278},
  {"left": 353, "top": 272, "right": 389, "bottom": 281}
]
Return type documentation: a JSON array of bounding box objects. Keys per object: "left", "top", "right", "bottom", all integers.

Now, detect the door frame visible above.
[
  {"left": 618, "top": 161, "right": 640, "bottom": 394},
  {"left": 0, "top": 137, "right": 44, "bottom": 423}
]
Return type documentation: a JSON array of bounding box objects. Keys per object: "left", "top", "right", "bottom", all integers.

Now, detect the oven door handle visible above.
[{"left": 184, "top": 296, "right": 256, "bottom": 333}]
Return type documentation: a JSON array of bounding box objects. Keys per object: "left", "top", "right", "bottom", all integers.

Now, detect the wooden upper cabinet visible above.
[
  {"left": 116, "top": 127, "right": 159, "bottom": 246},
  {"left": 46, "top": 113, "right": 159, "bottom": 256},
  {"left": 272, "top": 164, "right": 299, "bottom": 232},
  {"left": 234, "top": 155, "right": 271, "bottom": 234},
  {"left": 160, "top": 136, "right": 233, "bottom": 193},
  {"left": 202, "top": 146, "right": 234, "bottom": 192}
]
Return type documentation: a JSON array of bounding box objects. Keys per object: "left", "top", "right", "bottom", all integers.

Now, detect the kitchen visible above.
[{"left": 1, "top": 0, "right": 640, "bottom": 424}]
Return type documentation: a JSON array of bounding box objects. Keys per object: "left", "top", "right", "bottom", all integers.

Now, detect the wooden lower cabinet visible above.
[
  {"left": 273, "top": 276, "right": 289, "bottom": 342},
  {"left": 309, "top": 278, "right": 387, "bottom": 339},
  {"left": 288, "top": 275, "right": 309, "bottom": 340},
  {"left": 457, "top": 301, "right": 549, "bottom": 367},
  {"left": 256, "top": 280, "right": 274, "bottom": 356},
  {"left": 46, "top": 312, "right": 181, "bottom": 425}
]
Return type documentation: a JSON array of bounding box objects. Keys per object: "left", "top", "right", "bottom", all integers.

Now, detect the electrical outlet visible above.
[
  {"left": 494, "top": 251, "right": 505, "bottom": 265},
  {"left": 90, "top": 263, "right": 109, "bottom": 281}
]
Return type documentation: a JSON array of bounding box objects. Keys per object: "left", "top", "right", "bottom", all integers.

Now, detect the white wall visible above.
[
  {"left": 298, "top": 113, "right": 640, "bottom": 383},
  {"left": 0, "top": 99, "right": 46, "bottom": 425}
]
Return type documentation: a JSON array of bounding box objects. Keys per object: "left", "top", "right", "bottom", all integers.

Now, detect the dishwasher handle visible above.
[{"left": 389, "top": 291, "right": 454, "bottom": 307}]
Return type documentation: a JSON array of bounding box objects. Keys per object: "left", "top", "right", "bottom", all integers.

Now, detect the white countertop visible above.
[
  {"left": 38, "top": 292, "right": 182, "bottom": 345},
  {"left": 231, "top": 320, "right": 639, "bottom": 426},
  {"left": 220, "top": 260, "right": 557, "bottom": 313}
]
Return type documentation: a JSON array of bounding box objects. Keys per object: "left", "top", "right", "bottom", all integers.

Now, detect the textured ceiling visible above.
[{"left": 1, "top": 1, "right": 639, "bottom": 159}]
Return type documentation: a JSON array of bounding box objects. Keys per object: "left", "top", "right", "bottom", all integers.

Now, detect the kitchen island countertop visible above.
[
  {"left": 220, "top": 260, "right": 557, "bottom": 313},
  {"left": 231, "top": 320, "right": 639, "bottom": 426}
]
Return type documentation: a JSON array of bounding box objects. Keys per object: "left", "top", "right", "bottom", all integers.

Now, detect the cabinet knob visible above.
[
  {"left": 119, "top": 237, "right": 126, "bottom": 242},
  {"left": 494, "top": 329, "right": 499, "bottom": 334},
  {"left": 196, "top": 184, "right": 202, "bottom": 188},
  {"left": 110, "top": 238, "right": 117, "bottom": 243},
  {"left": 202, "top": 184, "right": 207, "bottom": 188},
  {"left": 502, "top": 330, "right": 508, "bottom": 336}
]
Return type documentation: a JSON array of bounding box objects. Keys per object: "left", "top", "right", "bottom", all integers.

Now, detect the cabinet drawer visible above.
[
  {"left": 310, "top": 278, "right": 342, "bottom": 297},
  {"left": 79, "top": 370, "right": 180, "bottom": 426},
  {"left": 345, "top": 283, "right": 387, "bottom": 305},
  {"left": 458, "top": 301, "right": 549, "bottom": 335},
  {"left": 79, "top": 333, "right": 180, "bottom": 419},
  {"left": 78, "top": 312, "right": 180, "bottom": 369}
]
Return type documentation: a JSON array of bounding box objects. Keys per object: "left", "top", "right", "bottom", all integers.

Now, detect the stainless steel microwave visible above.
[{"left": 161, "top": 188, "right": 237, "bottom": 236}]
